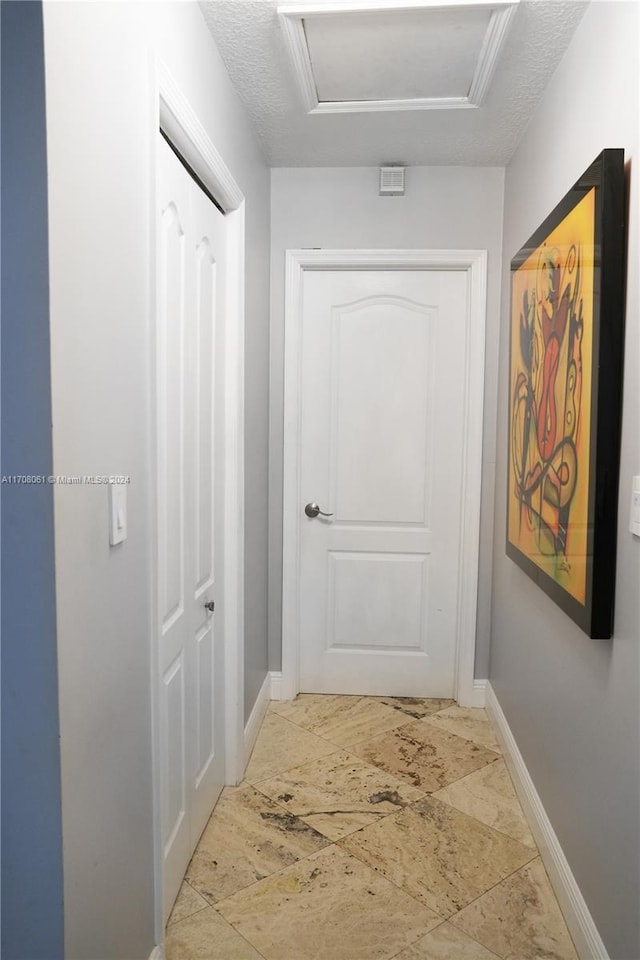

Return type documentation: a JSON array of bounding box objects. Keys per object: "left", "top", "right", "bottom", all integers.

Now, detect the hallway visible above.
[{"left": 166, "top": 696, "right": 577, "bottom": 960}]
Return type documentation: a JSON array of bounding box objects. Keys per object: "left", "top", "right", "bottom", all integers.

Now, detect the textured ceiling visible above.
[{"left": 199, "top": 0, "right": 588, "bottom": 167}]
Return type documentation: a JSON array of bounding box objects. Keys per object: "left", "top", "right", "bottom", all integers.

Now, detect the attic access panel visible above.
[{"left": 278, "top": 0, "right": 519, "bottom": 114}]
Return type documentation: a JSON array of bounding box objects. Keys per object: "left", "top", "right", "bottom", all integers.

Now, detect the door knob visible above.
[
  {"left": 305, "top": 502, "right": 334, "bottom": 519},
  {"left": 204, "top": 601, "right": 215, "bottom": 612}
]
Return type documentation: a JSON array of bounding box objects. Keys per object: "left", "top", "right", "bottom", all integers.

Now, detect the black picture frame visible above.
[{"left": 506, "top": 149, "right": 626, "bottom": 639}]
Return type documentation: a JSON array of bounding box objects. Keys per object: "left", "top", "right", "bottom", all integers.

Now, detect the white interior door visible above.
[
  {"left": 298, "top": 269, "right": 468, "bottom": 697},
  {"left": 157, "top": 132, "right": 226, "bottom": 919}
]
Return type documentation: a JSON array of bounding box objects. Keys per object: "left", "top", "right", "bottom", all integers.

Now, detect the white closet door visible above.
[{"left": 156, "top": 133, "right": 226, "bottom": 919}]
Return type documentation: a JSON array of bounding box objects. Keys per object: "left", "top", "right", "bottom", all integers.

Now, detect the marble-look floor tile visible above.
[
  {"left": 166, "top": 906, "right": 265, "bottom": 960},
  {"left": 394, "top": 922, "right": 501, "bottom": 960},
  {"left": 433, "top": 759, "right": 536, "bottom": 849},
  {"left": 269, "top": 693, "right": 410, "bottom": 746},
  {"left": 452, "top": 858, "right": 578, "bottom": 960},
  {"left": 255, "top": 750, "right": 424, "bottom": 841},
  {"left": 423, "top": 706, "right": 501, "bottom": 752},
  {"left": 270, "top": 693, "right": 361, "bottom": 719},
  {"left": 167, "top": 880, "right": 209, "bottom": 926},
  {"left": 375, "top": 696, "right": 456, "bottom": 720},
  {"left": 244, "top": 712, "right": 338, "bottom": 783},
  {"left": 340, "top": 796, "right": 536, "bottom": 918},
  {"left": 217, "top": 844, "right": 442, "bottom": 960},
  {"left": 186, "top": 784, "right": 328, "bottom": 903},
  {"left": 352, "top": 719, "right": 499, "bottom": 792}
]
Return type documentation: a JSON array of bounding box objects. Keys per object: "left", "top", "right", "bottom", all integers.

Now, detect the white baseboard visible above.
[
  {"left": 269, "top": 670, "right": 283, "bottom": 700},
  {"left": 148, "top": 947, "right": 163, "bottom": 960},
  {"left": 244, "top": 672, "right": 271, "bottom": 768},
  {"left": 486, "top": 683, "right": 609, "bottom": 960}
]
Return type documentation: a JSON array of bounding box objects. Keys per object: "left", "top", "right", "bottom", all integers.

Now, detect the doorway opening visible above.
[{"left": 281, "top": 249, "right": 487, "bottom": 709}]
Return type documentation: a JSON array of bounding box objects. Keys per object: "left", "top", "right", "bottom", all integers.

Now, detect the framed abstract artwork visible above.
[{"left": 506, "top": 149, "right": 626, "bottom": 639}]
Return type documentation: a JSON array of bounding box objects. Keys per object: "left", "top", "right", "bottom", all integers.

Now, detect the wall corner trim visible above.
[
  {"left": 148, "top": 946, "right": 164, "bottom": 960},
  {"left": 463, "top": 678, "right": 487, "bottom": 708},
  {"left": 269, "top": 671, "right": 284, "bottom": 701},
  {"left": 486, "top": 683, "right": 610, "bottom": 960},
  {"left": 243, "top": 673, "right": 271, "bottom": 772}
]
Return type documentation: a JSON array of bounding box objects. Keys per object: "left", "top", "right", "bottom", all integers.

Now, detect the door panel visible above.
[
  {"left": 328, "top": 551, "right": 429, "bottom": 651},
  {"left": 194, "top": 239, "right": 215, "bottom": 596},
  {"left": 331, "top": 297, "right": 434, "bottom": 524},
  {"left": 157, "top": 134, "right": 225, "bottom": 920},
  {"left": 158, "top": 203, "right": 185, "bottom": 631},
  {"left": 188, "top": 173, "right": 226, "bottom": 852},
  {"left": 162, "top": 653, "right": 187, "bottom": 854},
  {"left": 299, "top": 270, "right": 467, "bottom": 696},
  {"left": 195, "top": 621, "right": 214, "bottom": 785},
  {"left": 157, "top": 161, "right": 191, "bottom": 910}
]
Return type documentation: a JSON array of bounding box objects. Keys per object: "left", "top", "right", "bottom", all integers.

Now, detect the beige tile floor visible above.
[{"left": 166, "top": 695, "right": 578, "bottom": 960}]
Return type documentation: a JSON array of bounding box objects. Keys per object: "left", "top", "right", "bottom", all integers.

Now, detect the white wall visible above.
[
  {"left": 43, "top": 3, "right": 270, "bottom": 957},
  {"left": 270, "top": 166, "right": 505, "bottom": 681},
  {"left": 490, "top": 3, "right": 639, "bottom": 957}
]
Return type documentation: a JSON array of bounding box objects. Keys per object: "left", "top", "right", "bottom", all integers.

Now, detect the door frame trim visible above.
[
  {"left": 148, "top": 59, "right": 245, "bottom": 939},
  {"left": 281, "top": 248, "right": 487, "bottom": 706}
]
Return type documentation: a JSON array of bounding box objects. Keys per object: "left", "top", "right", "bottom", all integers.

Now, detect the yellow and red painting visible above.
[{"left": 507, "top": 188, "right": 595, "bottom": 606}]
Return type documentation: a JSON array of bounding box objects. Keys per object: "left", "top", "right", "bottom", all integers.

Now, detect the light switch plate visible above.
[
  {"left": 109, "top": 482, "right": 127, "bottom": 546},
  {"left": 630, "top": 475, "right": 640, "bottom": 538}
]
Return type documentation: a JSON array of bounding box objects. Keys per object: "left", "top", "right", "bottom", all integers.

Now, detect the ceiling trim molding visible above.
[
  {"left": 310, "top": 96, "right": 475, "bottom": 115},
  {"left": 278, "top": 0, "right": 519, "bottom": 114},
  {"left": 468, "top": 1, "right": 519, "bottom": 105},
  {"left": 278, "top": 0, "right": 516, "bottom": 12},
  {"left": 278, "top": 8, "right": 318, "bottom": 112}
]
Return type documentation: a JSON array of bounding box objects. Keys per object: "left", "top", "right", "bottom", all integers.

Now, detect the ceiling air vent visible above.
[{"left": 379, "top": 165, "right": 405, "bottom": 196}]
